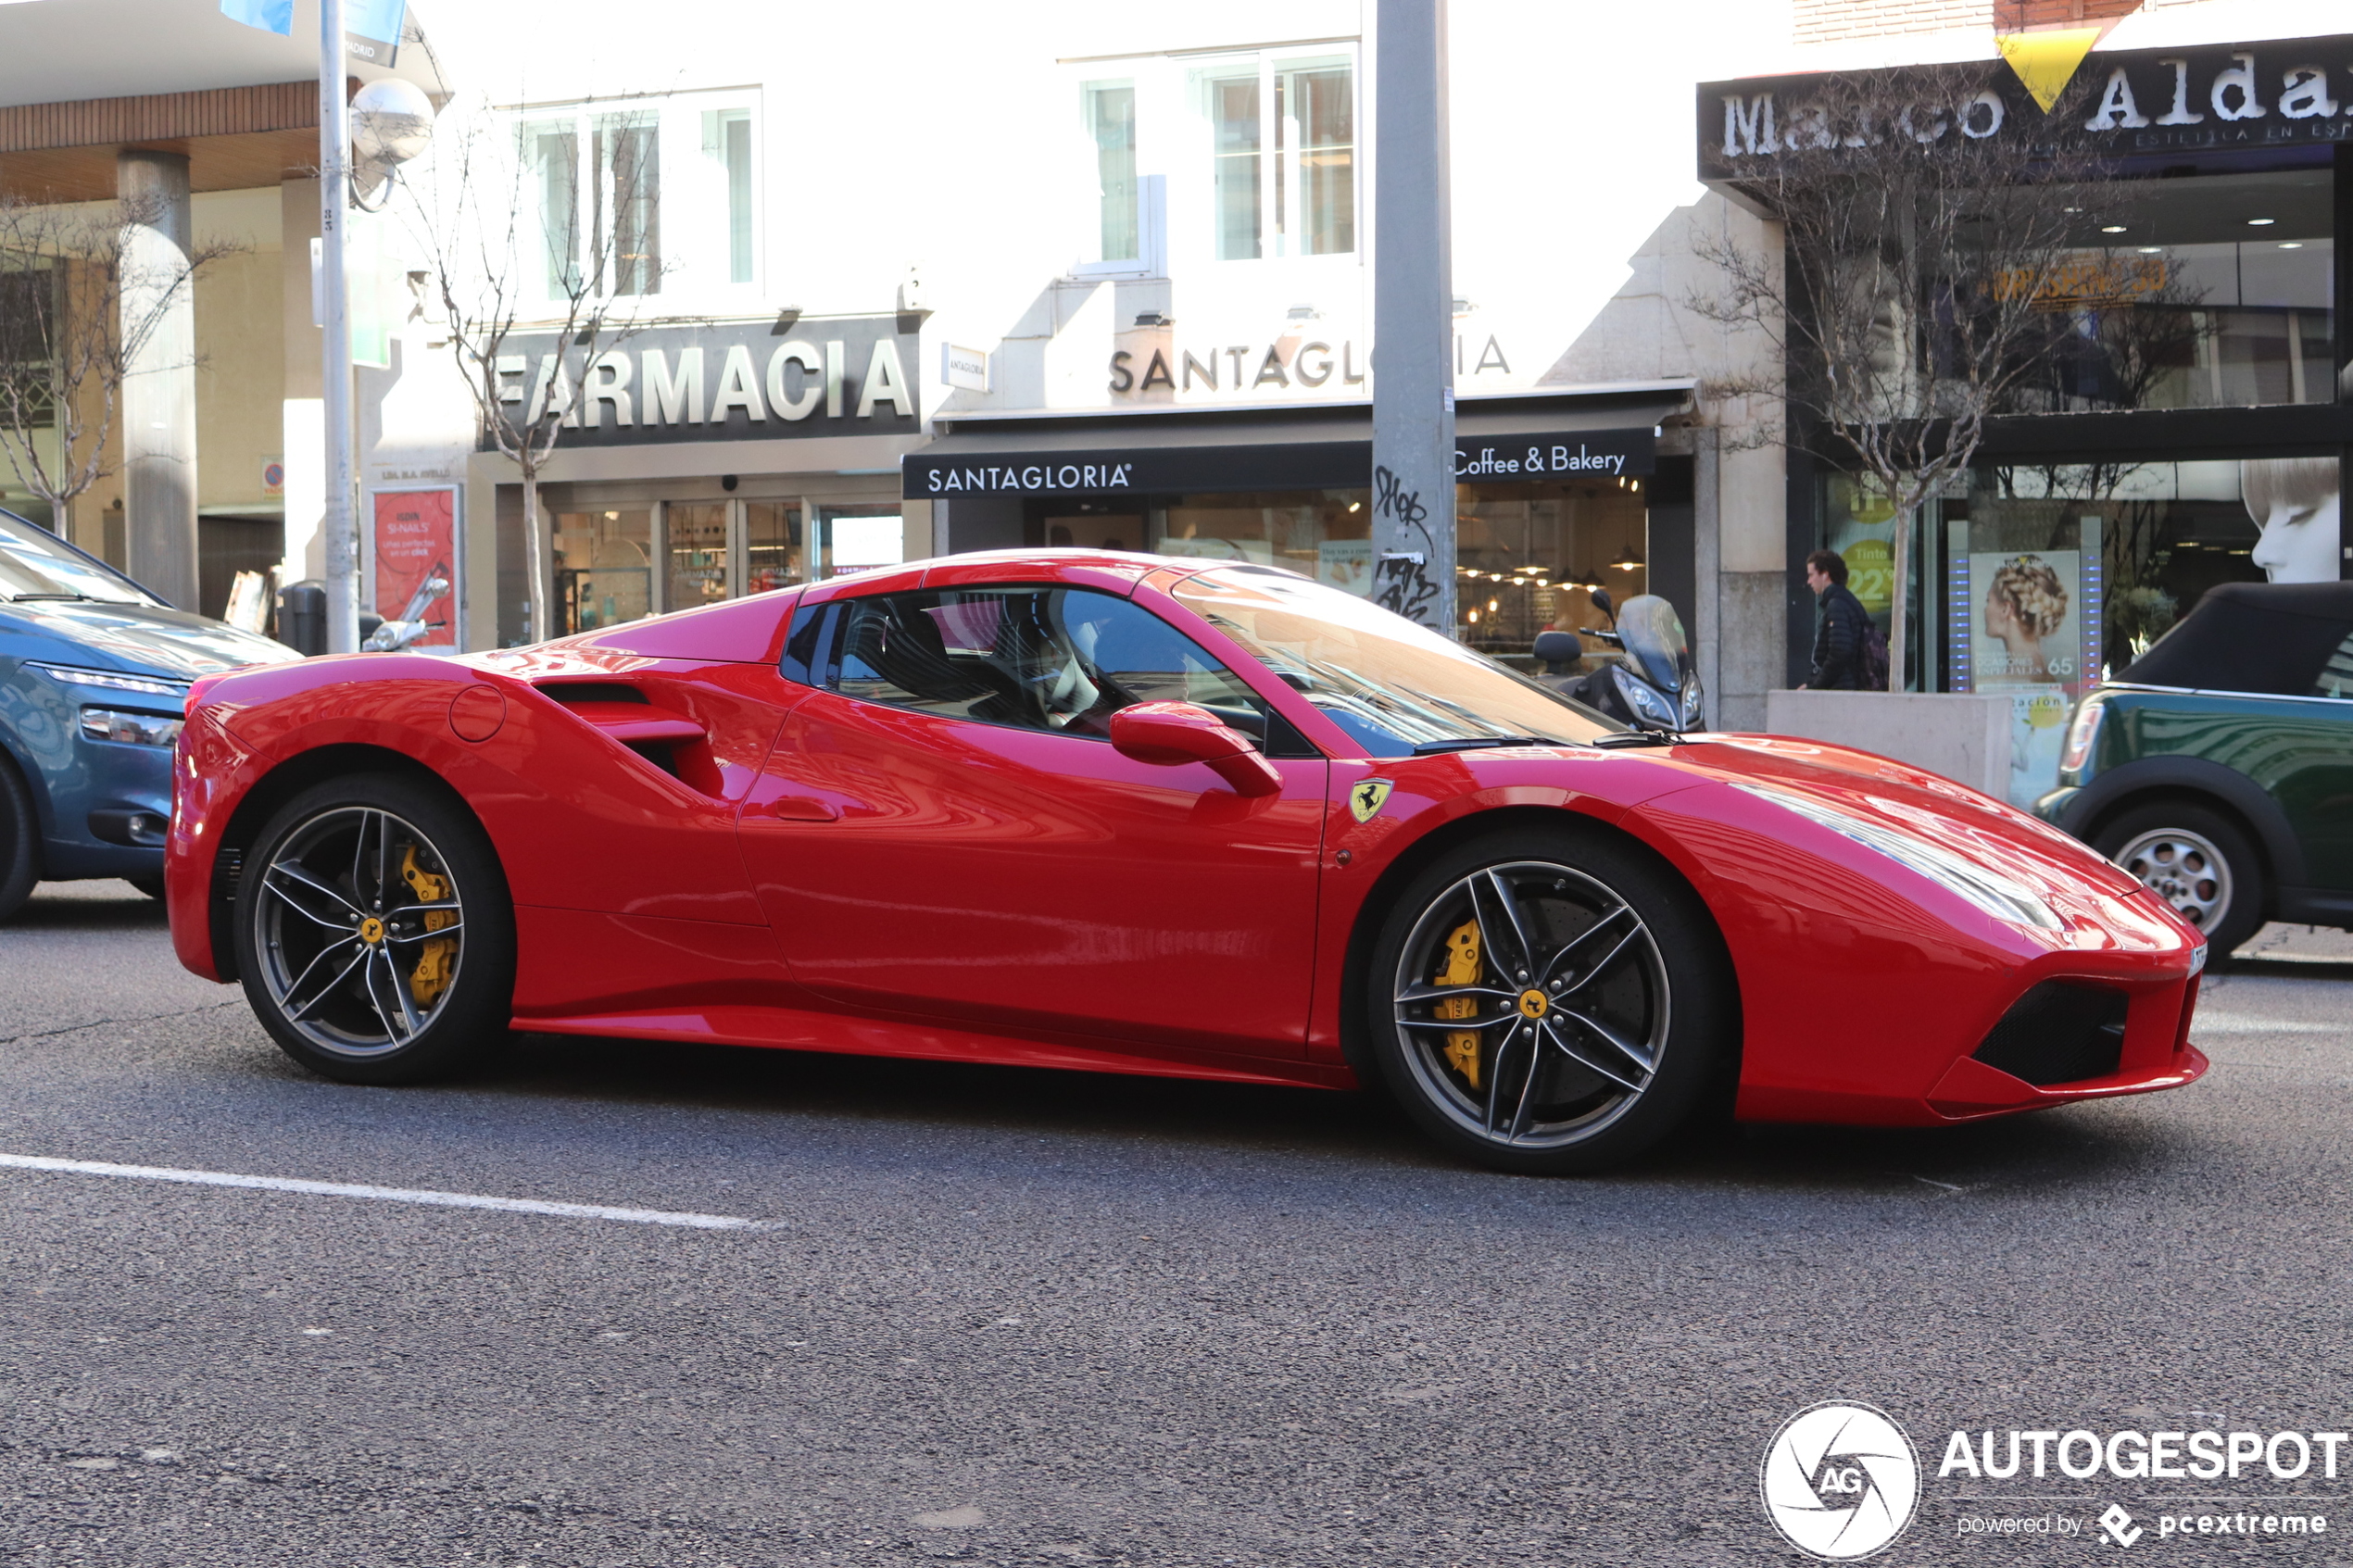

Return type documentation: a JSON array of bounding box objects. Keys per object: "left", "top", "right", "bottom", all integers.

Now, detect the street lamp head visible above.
[{"left": 351, "top": 77, "right": 435, "bottom": 179}]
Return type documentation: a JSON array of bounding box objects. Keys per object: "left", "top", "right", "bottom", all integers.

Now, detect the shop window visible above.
[
  {"left": 1142, "top": 489, "right": 1369, "bottom": 589},
  {"left": 1995, "top": 169, "right": 2333, "bottom": 413},
  {"left": 1454, "top": 479, "right": 1648, "bottom": 658},
  {"left": 1199, "top": 56, "right": 1356, "bottom": 261},
  {"left": 823, "top": 507, "right": 906, "bottom": 578},
  {"left": 1085, "top": 82, "right": 1139, "bottom": 265},
  {"left": 553, "top": 509, "right": 652, "bottom": 635}
]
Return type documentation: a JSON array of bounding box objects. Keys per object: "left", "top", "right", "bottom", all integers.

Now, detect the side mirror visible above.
[
  {"left": 1589, "top": 587, "right": 1616, "bottom": 623},
  {"left": 1110, "top": 701, "right": 1283, "bottom": 797}
]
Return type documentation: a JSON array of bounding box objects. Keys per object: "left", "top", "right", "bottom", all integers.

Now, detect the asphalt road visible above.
[{"left": 2, "top": 883, "right": 2350, "bottom": 1567}]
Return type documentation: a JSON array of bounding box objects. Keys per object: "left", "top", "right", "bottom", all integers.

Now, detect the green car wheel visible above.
[{"left": 2095, "top": 802, "right": 2266, "bottom": 959}]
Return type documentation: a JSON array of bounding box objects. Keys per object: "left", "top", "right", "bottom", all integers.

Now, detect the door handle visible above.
[{"left": 764, "top": 794, "right": 840, "bottom": 822}]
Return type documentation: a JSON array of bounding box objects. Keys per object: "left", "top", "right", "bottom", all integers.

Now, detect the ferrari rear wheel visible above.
[
  {"left": 1365, "top": 828, "right": 1733, "bottom": 1175},
  {"left": 234, "top": 773, "right": 514, "bottom": 1085}
]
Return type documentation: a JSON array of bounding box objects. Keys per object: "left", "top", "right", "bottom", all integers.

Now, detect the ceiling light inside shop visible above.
[
  {"left": 2100, "top": 224, "right": 2128, "bottom": 233},
  {"left": 2279, "top": 241, "right": 2304, "bottom": 249},
  {"left": 2247, "top": 217, "right": 2276, "bottom": 226},
  {"left": 1347, "top": 501, "right": 1361, "bottom": 512},
  {"left": 2138, "top": 245, "right": 2163, "bottom": 254}
]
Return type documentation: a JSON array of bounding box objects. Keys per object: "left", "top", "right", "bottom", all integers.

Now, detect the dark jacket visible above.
[{"left": 1809, "top": 583, "right": 1869, "bottom": 690}]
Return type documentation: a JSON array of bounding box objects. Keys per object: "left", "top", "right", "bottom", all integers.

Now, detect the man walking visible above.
[{"left": 1803, "top": 548, "right": 1872, "bottom": 690}]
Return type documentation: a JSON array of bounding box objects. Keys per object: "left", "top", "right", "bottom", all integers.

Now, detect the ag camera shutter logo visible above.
[{"left": 1761, "top": 1401, "right": 1921, "bottom": 1560}]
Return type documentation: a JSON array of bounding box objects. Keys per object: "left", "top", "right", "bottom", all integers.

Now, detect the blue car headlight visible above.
[
  {"left": 1735, "top": 783, "right": 2059, "bottom": 931},
  {"left": 23, "top": 662, "right": 191, "bottom": 700},
  {"left": 79, "top": 709, "right": 182, "bottom": 747}
]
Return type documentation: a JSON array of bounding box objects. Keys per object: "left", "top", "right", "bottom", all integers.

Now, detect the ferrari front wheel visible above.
[
  {"left": 233, "top": 773, "right": 514, "bottom": 1085},
  {"left": 1365, "top": 828, "right": 1733, "bottom": 1175}
]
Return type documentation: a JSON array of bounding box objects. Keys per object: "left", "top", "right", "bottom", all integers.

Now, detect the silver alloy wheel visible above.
[
  {"left": 2111, "top": 826, "right": 2233, "bottom": 934},
  {"left": 1391, "top": 859, "right": 1670, "bottom": 1149},
  {"left": 254, "top": 806, "right": 466, "bottom": 1058}
]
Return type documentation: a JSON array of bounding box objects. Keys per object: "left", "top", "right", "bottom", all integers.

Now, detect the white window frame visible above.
[
  {"left": 510, "top": 88, "right": 762, "bottom": 309},
  {"left": 1187, "top": 45, "right": 1360, "bottom": 268},
  {"left": 1072, "top": 76, "right": 1164, "bottom": 279}
]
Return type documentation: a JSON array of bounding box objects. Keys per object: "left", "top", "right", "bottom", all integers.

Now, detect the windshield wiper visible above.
[
  {"left": 6, "top": 593, "right": 90, "bottom": 602},
  {"left": 1412, "top": 734, "right": 1558, "bottom": 755},
  {"left": 1590, "top": 730, "right": 1680, "bottom": 748}
]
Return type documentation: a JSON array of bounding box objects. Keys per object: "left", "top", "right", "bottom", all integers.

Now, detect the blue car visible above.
[{"left": 0, "top": 509, "right": 293, "bottom": 920}]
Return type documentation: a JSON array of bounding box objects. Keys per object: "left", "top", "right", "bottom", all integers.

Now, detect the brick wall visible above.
[{"left": 1793, "top": 0, "right": 2183, "bottom": 46}]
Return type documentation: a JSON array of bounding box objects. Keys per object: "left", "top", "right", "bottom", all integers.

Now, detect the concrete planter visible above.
[{"left": 1762, "top": 689, "right": 2012, "bottom": 800}]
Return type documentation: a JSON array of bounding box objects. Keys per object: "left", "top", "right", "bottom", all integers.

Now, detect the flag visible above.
[{"left": 219, "top": 0, "right": 294, "bottom": 37}]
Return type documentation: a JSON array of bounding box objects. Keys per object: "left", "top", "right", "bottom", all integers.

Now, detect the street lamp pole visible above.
[
  {"left": 319, "top": 0, "right": 358, "bottom": 654},
  {"left": 1369, "top": 0, "right": 1455, "bottom": 636}
]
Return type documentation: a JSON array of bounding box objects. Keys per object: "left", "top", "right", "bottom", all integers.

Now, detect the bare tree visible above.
[
  {"left": 398, "top": 93, "right": 668, "bottom": 644},
  {"left": 0, "top": 193, "right": 238, "bottom": 533},
  {"left": 1691, "top": 66, "right": 2105, "bottom": 691}
]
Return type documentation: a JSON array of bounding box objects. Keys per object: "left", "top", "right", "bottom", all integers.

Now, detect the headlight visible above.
[
  {"left": 79, "top": 709, "right": 182, "bottom": 747},
  {"left": 2060, "top": 699, "right": 2103, "bottom": 776},
  {"left": 1679, "top": 673, "right": 1705, "bottom": 729},
  {"left": 25, "top": 662, "right": 190, "bottom": 700},
  {"left": 1612, "top": 665, "right": 1680, "bottom": 729},
  {"left": 1735, "top": 783, "right": 2060, "bottom": 931}
]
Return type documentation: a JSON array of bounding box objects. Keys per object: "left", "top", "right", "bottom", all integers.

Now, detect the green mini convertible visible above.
[{"left": 2037, "top": 582, "right": 2353, "bottom": 957}]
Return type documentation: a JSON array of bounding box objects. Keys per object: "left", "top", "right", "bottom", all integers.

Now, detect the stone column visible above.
[{"left": 117, "top": 149, "right": 200, "bottom": 610}]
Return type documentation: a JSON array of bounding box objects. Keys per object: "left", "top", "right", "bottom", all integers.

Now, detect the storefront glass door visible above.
[
  {"left": 743, "top": 501, "right": 804, "bottom": 594},
  {"left": 665, "top": 502, "right": 730, "bottom": 611},
  {"left": 552, "top": 508, "right": 652, "bottom": 635}
]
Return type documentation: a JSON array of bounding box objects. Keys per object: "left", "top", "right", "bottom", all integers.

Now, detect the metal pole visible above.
[
  {"left": 320, "top": 0, "right": 358, "bottom": 654},
  {"left": 1369, "top": 0, "right": 1455, "bottom": 635}
]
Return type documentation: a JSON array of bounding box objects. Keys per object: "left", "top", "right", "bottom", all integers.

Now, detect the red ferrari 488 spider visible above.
[{"left": 166, "top": 552, "right": 2207, "bottom": 1173}]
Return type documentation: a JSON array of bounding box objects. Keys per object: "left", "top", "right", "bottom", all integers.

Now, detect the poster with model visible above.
[
  {"left": 1971, "top": 550, "right": 2081, "bottom": 808},
  {"left": 2241, "top": 458, "right": 2341, "bottom": 583},
  {"left": 371, "top": 488, "right": 457, "bottom": 650}
]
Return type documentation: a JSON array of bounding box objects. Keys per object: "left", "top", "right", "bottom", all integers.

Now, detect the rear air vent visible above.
[
  {"left": 535, "top": 682, "right": 648, "bottom": 706},
  {"left": 1972, "top": 982, "right": 2128, "bottom": 1086}
]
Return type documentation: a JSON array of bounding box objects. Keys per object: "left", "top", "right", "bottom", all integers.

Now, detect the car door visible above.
[{"left": 736, "top": 582, "right": 1327, "bottom": 1060}]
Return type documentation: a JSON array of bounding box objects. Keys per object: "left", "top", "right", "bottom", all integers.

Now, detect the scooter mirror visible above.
[{"left": 1589, "top": 587, "right": 1615, "bottom": 622}]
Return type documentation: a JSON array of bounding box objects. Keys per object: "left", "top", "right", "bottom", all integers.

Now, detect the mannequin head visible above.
[{"left": 2242, "top": 458, "right": 2341, "bottom": 583}]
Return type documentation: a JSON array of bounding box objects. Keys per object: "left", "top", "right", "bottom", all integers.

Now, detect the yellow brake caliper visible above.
[
  {"left": 1435, "top": 921, "right": 1483, "bottom": 1088},
  {"left": 399, "top": 845, "right": 457, "bottom": 1007}
]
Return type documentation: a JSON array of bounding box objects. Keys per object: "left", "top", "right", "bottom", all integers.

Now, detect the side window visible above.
[
  {"left": 2317, "top": 628, "right": 2353, "bottom": 700},
  {"left": 829, "top": 585, "right": 1302, "bottom": 748}
]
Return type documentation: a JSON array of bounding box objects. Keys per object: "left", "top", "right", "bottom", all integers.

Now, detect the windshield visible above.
[
  {"left": 1173, "top": 568, "right": 1623, "bottom": 755},
  {"left": 1616, "top": 595, "right": 1693, "bottom": 694},
  {"left": 0, "top": 511, "right": 157, "bottom": 605}
]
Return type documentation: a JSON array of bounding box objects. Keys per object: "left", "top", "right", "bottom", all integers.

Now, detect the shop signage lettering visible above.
[
  {"left": 1455, "top": 443, "right": 1629, "bottom": 477},
  {"left": 1104, "top": 334, "right": 1513, "bottom": 399},
  {"left": 925, "top": 463, "right": 1138, "bottom": 494},
  {"left": 1699, "top": 35, "right": 2353, "bottom": 175},
  {"left": 490, "top": 316, "right": 920, "bottom": 449}
]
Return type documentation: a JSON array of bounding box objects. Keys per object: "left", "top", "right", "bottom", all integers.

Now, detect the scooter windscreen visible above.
[{"left": 1614, "top": 596, "right": 1692, "bottom": 697}]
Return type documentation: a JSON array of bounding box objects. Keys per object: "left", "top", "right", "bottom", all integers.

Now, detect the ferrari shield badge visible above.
[{"left": 1349, "top": 778, "right": 1394, "bottom": 823}]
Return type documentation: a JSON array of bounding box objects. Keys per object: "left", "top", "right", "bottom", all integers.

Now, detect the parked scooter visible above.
[{"left": 1532, "top": 589, "right": 1704, "bottom": 733}]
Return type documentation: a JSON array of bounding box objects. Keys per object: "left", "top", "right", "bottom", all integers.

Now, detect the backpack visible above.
[{"left": 1857, "top": 619, "right": 1891, "bottom": 691}]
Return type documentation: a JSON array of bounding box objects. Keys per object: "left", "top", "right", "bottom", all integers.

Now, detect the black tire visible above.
[
  {"left": 2093, "top": 800, "right": 2267, "bottom": 960},
  {"left": 1364, "top": 824, "right": 1735, "bottom": 1175},
  {"left": 233, "top": 772, "right": 514, "bottom": 1085},
  {"left": 0, "top": 753, "right": 39, "bottom": 923},
  {"left": 125, "top": 872, "right": 167, "bottom": 900}
]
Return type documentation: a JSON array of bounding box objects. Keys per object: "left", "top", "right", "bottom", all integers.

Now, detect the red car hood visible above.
[{"left": 1666, "top": 733, "right": 2147, "bottom": 902}]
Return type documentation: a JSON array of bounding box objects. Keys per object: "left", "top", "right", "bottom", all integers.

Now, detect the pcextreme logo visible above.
[{"left": 1760, "top": 1402, "right": 1921, "bottom": 1561}]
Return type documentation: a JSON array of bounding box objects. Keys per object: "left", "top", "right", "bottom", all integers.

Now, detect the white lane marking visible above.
[
  {"left": 0, "top": 1152, "right": 761, "bottom": 1230},
  {"left": 2192, "top": 1019, "right": 2343, "bottom": 1035}
]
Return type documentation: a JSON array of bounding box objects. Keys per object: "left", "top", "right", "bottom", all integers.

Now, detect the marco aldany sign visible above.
[
  {"left": 1699, "top": 33, "right": 2353, "bottom": 177},
  {"left": 491, "top": 317, "right": 919, "bottom": 448}
]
